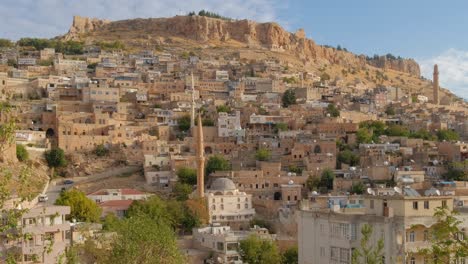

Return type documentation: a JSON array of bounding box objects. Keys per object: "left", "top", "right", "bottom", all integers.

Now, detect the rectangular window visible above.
[
  {"left": 424, "top": 201, "right": 429, "bottom": 209},
  {"left": 413, "top": 201, "right": 418, "bottom": 210},
  {"left": 370, "top": 200, "right": 374, "bottom": 209},
  {"left": 442, "top": 200, "right": 447, "bottom": 207}
]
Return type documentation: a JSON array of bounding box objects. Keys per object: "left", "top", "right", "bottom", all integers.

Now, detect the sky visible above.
[{"left": 0, "top": 0, "right": 467, "bottom": 99}]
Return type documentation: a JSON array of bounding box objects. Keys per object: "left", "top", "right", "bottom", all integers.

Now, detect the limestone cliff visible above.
[{"left": 63, "top": 15, "right": 420, "bottom": 76}]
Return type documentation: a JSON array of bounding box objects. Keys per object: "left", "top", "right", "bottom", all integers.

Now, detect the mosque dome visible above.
[{"left": 210, "top": 178, "right": 237, "bottom": 191}]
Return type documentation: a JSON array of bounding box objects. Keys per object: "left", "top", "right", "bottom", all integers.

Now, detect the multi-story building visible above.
[
  {"left": 218, "top": 111, "right": 244, "bottom": 138},
  {"left": 1, "top": 206, "right": 71, "bottom": 264},
  {"left": 297, "top": 189, "right": 468, "bottom": 264}
]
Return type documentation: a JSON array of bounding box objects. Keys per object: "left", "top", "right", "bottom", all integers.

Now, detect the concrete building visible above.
[
  {"left": 1, "top": 205, "right": 71, "bottom": 264},
  {"left": 218, "top": 111, "right": 244, "bottom": 138},
  {"left": 297, "top": 189, "right": 468, "bottom": 264}
]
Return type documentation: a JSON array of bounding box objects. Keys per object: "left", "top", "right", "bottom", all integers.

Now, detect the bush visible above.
[
  {"left": 282, "top": 89, "right": 296, "bottom": 108},
  {"left": 216, "top": 105, "right": 231, "bottom": 113},
  {"left": 177, "top": 167, "right": 197, "bottom": 185},
  {"left": 437, "top": 129, "right": 460, "bottom": 142},
  {"left": 94, "top": 144, "right": 109, "bottom": 157},
  {"left": 16, "top": 144, "right": 29, "bottom": 161},
  {"left": 177, "top": 115, "right": 191, "bottom": 132},
  {"left": 255, "top": 148, "right": 271, "bottom": 161},
  {"left": 44, "top": 147, "right": 67, "bottom": 168},
  {"left": 206, "top": 155, "right": 230, "bottom": 176}
]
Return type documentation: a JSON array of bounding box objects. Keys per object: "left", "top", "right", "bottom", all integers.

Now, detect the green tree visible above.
[
  {"left": 442, "top": 162, "right": 467, "bottom": 181},
  {"left": 102, "top": 213, "right": 120, "bottom": 231},
  {"left": 409, "top": 129, "right": 436, "bottom": 141},
  {"left": 216, "top": 105, "right": 231, "bottom": 113},
  {"left": 319, "top": 169, "right": 335, "bottom": 190},
  {"left": 176, "top": 167, "right": 197, "bottom": 185},
  {"left": 255, "top": 148, "right": 271, "bottom": 161},
  {"left": 282, "top": 89, "right": 297, "bottom": 108},
  {"left": 338, "top": 149, "right": 360, "bottom": 166},
  {"left": 351, "top": 182, "right": 365, "bottom": 194},
  {"left": 384, "top": 124, "right": 410, "bottom": 137},
  {"left": 94, "top": 144, "right": 109, "bottom": 157},
  {"left": 106, "top": 214, "right": 186, "bottom": 264},
  {"left": 44, "top": 147, "right": 67, "bottom": 168},
  {"left": 418, "top": 207, "right": 468, "bottom": 264},
  {"left": 385, "top": 106, "right": 395, "bottom": 116},
  {"left": 206, "top": 155, "right": 230, "bottom": 176},
  {"left": 275, "top": 123, "right": 288, "bottom": 133},
  {"left": 357, "top": 128, "right": 374, "bottom": 144},
  {"left": 326, "top": 103, "right": 340, "bottom": 117},
  {"left": 351, "top": 224, "right": 384, "bottom": 264},
  {"left": 437, "top": 129, "right": 460, "bottom": 141},
  {"left": 320, "top": 72, "right": 331, "bottom": 81},
  {"left": 282, "top": 246, "right": 298, "bottom": 264},
  {"left": 172, "top": 183, "right": 192, "bottom": 201},
  {"left": 239, "top": 235, "right": 281, "bottom": 264},
  {"left": 202, "top": 118, "right": 214, "bottom": 126},
  {"left": 0, "top": 38, "right": 14, "bottom": 48},
  {"left": 306, "top": 175, "right": 320, "bottom": 191},
  {"left": 288, "top": 165, "right": 303, "bottom": 175},
  {"left": 177, "top": 115, "right": 191, "bottom": 132},
  {"left": 16, "top": 144, "right": 29, "bottom": 161},
  {"left": 55, "top": 189, "right": 102, "bottom": 222}
]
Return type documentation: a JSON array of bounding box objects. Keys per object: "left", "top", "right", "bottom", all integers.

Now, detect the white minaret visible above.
[{"left": 190, "top": 72, "right": 196, "bottom": 128}]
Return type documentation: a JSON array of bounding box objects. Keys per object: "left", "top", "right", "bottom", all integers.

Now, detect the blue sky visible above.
[{"left": 0, "top": 0, "right": 466, "bottom": 98}]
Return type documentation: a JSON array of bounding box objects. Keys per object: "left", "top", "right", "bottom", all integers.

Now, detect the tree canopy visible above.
[
  {"left": 351, "top": 224, "right": 384, "bottom": 264},
  {"left": 255, "top": 148, "right": 271, "bottom": 161},
  {"left": 206, "top": 155, "right": 230, "bottom": 176},
  {"left": 437, "top": 129, "right": 460, "bottom": 142},
  {"left": 177, "top": 115, "right": 191, "bottom": 132},
  {"left": 44, "top": 147, "right": 67, "bottom": 168},
  {"left": 319, "top": 169, "right": 335, "bottom": 191},
  {"left": 239, "top": 235, "right": 281, "bottom": 264},
  {"left": 282, "top": 89, "right": 297, "bottom": 108},
  {"left": 326, "top": 103, "right": 340, "bottom": 117},
  {"left": 55, "top": 189, "right": 102, "bottom": 222},
  {"left": 176, "top": 167, "right": 197, "bottom": 185}
]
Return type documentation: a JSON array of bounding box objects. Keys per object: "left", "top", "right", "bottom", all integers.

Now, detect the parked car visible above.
[
  {"left": 38, "top": 194, "right": 48, "bottom": 202},
  {"left": 63, "top": 180, "right": 74, "bottom": 185}
]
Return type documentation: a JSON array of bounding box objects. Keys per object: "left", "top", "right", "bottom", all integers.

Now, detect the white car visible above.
[{"left": 38, "top": 194, "right": 48, "bottom": 202}]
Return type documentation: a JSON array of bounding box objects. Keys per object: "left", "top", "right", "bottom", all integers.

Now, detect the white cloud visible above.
[
  {"left": 419, "top": 49, "right": 468, "bottom": 99},
  {"left": 0, "top": 0, "right": 284, "bottom": 40}
]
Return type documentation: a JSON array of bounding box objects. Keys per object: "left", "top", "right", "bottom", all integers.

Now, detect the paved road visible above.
[{"left": 39, "top": 165, "right": 141, "bottom": 206}]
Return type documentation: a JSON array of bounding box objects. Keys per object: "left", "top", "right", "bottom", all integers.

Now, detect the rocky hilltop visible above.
[{"left": 64, "top": 15, "right": 420, "bottom": 76}]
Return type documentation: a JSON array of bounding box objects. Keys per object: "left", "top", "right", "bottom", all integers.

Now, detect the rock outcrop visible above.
[{"left": 63, "top": 15, "right": 420, "bottom": 76}]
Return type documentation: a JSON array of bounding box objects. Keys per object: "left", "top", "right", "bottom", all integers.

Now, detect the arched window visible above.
[{"left": 410, "top": 257, "right": 415, "bottom": 264}]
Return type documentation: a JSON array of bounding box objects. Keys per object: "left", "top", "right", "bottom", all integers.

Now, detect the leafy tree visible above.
[
  {"left": 357, "top": 128, "right": 374, "bottom": 144},
  {"left": 282, "top": 246, "right": 298, "bottom": 264},
  {"left": 418, "top": 207, "right": 468, "bottom": 264},
  {"left": 206, "top": 155, "right": 230, "bottom": 176},
  {"left": 306, "top": 175, "right": 320, "bottom": 191},
  {"left": 319, "top": 169, "right": 335, "bottom": 190},
  {"left": 385, "top": 106, "right": 395, "bottom": 116},
  {"left": 351, "top": 182, "right": 365, "bottom": 194},
  {"left": 409, "top": 129, "right": 436, "bottom": 141},
  {"left": 384, "top": 124, "right": 410, "bottom": 137},
  {"left": 326, "top": 103, "right": 340, "bottom": 117},
  {"left": 250, "top": 218, "right": 274, "bottom": 234},
  {"left": 338, "top": 149, "right": 360, "bottom": 166},
  {"left": 106, "top": 214, "right": 186, "bottom": 264},
  {"left": 320, "top": 72, "right": 331, "bottom": 81},
  {"left": 102, "top": 213, "right": 120, "bottom": 231},
  {"left": 0, "top": 38, "right": 14, "bottom": 48},
  {"left": 282, "top": 77, "right": 297, "bottom": 84},
  {"left": 16, "top": 144, "right": 29, "bottom": 161},
  {"left": 55, "top": 189, "right": 102, "bottom": 222},
  {"left": 202, "top": 118, "right": 214, "bottom": 126},
  {"left": 442, "top": 162, "right": 467, "bottom": 181},
  {"left": 177, "top": 167, "right": 197, "bottom": 185},
  {"left": 255, "top": 148, "right": 271, "bottom": 161},
  {"left": 275, "top": 123, "right": 288, "bottom": 133},
  {"left": 437, "top": 129, "right": 460, "bottom": 141},
  {"left": 173, "top": 182, "right": 192, "bottom": 201},
  {"left": 216, "top": 105, "right": 231, "bottom": 113},
  {"left": 282, "top": 89, "right": 297, "bottom": 108},
  {"left": 44, "top": 147, "right": 67, "bottom": 168},
  {"left": 177, "top": 115, "right": 191, "bottom": 132},
  {"left": 288, "top": 165, "right": 303, "bottom": 175},
  {"left": 239, "top": 235, "right": 281, "bottom": 264},
  {"left": 94, "top": 144, "right": 109, "bottom": 157},
  {"left": 351, "top": 224, "right": 384, "bottom": 264},
  {"left": 95, "top": 41, "right": 125, "bottom": 51}
]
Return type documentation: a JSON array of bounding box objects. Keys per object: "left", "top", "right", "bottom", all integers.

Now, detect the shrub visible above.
[{"left": 16, "top": 144, "right": 29, "bottom": 161}]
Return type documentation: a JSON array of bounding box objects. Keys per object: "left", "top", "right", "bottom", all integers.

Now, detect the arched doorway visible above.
[
  {"left": 274, "top": 192, "right": 282, "bottom": 201},
  {"left": 46, "top": 128, "right": 55, "bottom": 138}
]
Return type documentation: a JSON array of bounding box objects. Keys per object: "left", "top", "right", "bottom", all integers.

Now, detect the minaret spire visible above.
[
  {"left": 433, "top": 64, "right": 439, "bottom": 105},
  {"left": 196, "top": 114, "right": 205, "bottom": 198},
  {"left": 190, "top": 72, "right": 196, "bottom": 128}
]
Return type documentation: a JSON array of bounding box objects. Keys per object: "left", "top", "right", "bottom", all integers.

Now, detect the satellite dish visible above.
[
  {"left": 350, "top": 166, "right": 356, "bottom": 171},
  {"left": 394, "top": 186, "right": 402, "bottom": 194},
  {"left": 311, "top": 191, "right": 318, "bottom": 195},
  {"left": 384, "top": 161, "right": 389, "bottom": 166},
  {"left": 435, "top": 190, "right": 441, "bottom": 196},
  {"left": 367, "top": 188, "right": 374, "bottom": 195}
]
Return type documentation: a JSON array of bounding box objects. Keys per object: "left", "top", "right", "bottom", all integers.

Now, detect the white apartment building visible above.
[{"left": 218, "top": 111, "right": 244, "bottom": 138}]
